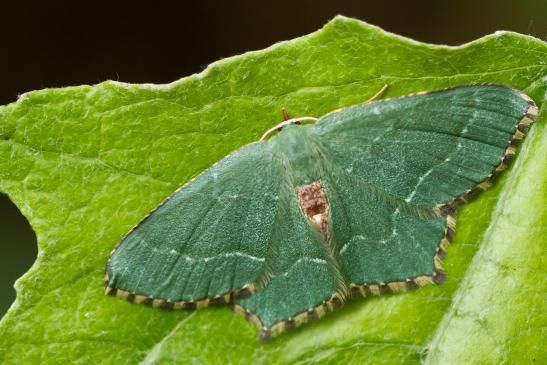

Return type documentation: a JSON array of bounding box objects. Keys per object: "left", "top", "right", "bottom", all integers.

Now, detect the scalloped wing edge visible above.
[{"left": 104, "top": 273, "right": 257, "bottom": 309}]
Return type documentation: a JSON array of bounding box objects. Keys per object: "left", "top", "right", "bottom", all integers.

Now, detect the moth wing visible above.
[
  {"left": 105, "top": 142, "right": 283, "bottom": 306},
  {"left": 312, "top": 84, "right": 536, "bottom": 292},
  {"left": 320, "top": 165, "right": 449, "bottom": 293},
  {"left": 313, "top": 85, "right": 537, "bottom": 211},
  {"left": 235, "top": 163, "right": 346, "bottom": 340}
]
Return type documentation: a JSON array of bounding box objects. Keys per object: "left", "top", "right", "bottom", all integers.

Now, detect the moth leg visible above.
[
  {"left": 281, "top": 107, "right": 291, "bottom": 122},
  {"left": 280, "top": 107, "right": 302, "bottom": 127},
  {"left": 277, "top": 107, "right": 294, "bottom": 131},
  {"left": 364, "top": 84, "right": 389, "bottom": 103}
]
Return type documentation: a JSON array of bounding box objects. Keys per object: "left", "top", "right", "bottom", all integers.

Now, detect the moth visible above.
[{"left": 105, "top": 84, "right": 537, "bottom": 340}]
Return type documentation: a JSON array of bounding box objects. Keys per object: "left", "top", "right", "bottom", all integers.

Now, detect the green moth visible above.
[{"left": 104, "top": 84, "right": 537, "bottom": 340}]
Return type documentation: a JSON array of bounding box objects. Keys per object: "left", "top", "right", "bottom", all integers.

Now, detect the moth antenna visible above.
[{"left": 365, "top": 84, "right": 389, "bottom": 103}]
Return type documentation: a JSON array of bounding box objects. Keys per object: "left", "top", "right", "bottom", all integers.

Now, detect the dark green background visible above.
[{"left": 1, "top": 0, "right": 546, "bottom": 318}]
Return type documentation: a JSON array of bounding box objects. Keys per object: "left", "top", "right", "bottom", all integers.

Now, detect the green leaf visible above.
[{"left": 0, "top": 16, "right": 545, "bottom": 364}]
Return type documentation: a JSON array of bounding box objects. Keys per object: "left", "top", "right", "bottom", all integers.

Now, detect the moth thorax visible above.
[{"left": 296, "top": 181, "right": 329, "bottom": 232}]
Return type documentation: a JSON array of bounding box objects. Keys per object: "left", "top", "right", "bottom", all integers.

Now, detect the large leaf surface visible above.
[{"left": 0, "top": 16, "right": 545, "bottom": 364}]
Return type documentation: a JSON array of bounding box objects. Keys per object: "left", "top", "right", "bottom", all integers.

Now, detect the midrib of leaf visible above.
[{"left": 424, "top": 102, "right": 547, "bottom": 364}]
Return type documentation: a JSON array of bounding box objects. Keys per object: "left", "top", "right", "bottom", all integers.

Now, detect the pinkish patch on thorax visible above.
[{"left": 296, "top": 181, "right": 329, "bottom": 232}]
